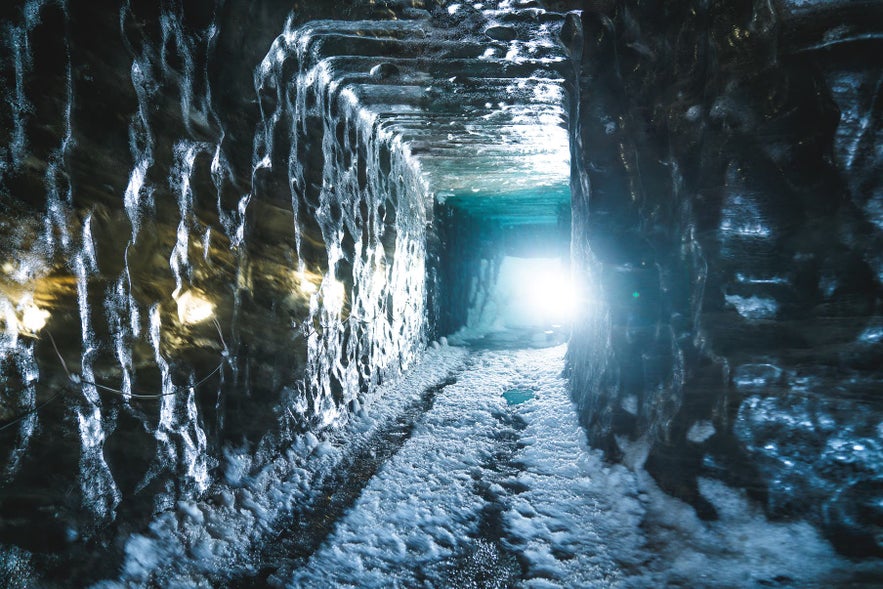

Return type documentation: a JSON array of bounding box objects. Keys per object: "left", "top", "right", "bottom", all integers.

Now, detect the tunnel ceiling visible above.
[{"left": 290, "top": 1, "right": 573, "bottom": 226}]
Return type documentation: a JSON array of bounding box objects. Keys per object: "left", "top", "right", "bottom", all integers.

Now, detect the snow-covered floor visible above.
[{"left": 97, "top": 343, "right": 877, "bottom": 588}]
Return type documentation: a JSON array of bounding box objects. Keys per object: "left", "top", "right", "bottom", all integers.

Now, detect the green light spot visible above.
[{"left": 632, "top": 291, "right": 640, "bottom": 299}]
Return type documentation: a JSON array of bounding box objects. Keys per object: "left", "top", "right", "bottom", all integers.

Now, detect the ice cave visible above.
[{"left": 1, "top": 0, "right": 882, "bottom": 586}]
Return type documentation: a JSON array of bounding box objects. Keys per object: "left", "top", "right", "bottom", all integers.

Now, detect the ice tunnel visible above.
[{"left": 1, "top": 0, "right": 882, "bottom": 586}]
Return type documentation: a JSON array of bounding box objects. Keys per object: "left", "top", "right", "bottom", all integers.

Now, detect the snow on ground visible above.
[
  {"left": 280, "top": 345, "right": 862, "bottom": 589},
  {"left": 280, "top": 347, "right": 591, "bottom": 587},
  {"left": 92, "top": 344, "right": 468, "bottom": 588},
  {"left": 95, "top": 342, "right": 870, "bottom": 588},
  {"left": 500, "top": 347, "right": 645, "bottom": 588},
  {"left": 632, "top": 476, "right": 859, "bottom": 588}
]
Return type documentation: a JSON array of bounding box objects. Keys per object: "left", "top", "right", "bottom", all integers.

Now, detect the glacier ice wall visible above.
[
  {"left": 565, "top": 0, "right": 883, "bottom": 557},
  {"left": 0, "top": 0, "right": 430, "bottom": 561}
]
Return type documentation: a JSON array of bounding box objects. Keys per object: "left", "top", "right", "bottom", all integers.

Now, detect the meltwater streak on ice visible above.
[
  {"left": 118, "top": 76, "right": 154, "bottom": 379},
  {"left": 41, "top": 0, "right": 75, "bottom": 254},
  {"left": 169, "top": 140, "right": 211, "bottom": 294},
  {"left": 2, "top": 345, "right": 39, "bottom": 481},
  {"left": 73, "top": 219, "right": 122, "bottom": 522},
  {"left": 149, "top": 306, "right": 180, "bottom": 491},
  {"left": 0, "top": 0, "right": 74, "bottom": 484},
  {"left": 147, "top": 305, "right": 210, "bottom": 495},
  {"left": 7, "top": 22, "right": 29, "bottom": 172},
  {"left": 120, "top": 0, "right": 158, "bottom": 241},
  {"left": 0, "top": 4, "right": 47, "bottom": 490},
  {"left": 115, "top": 1, "right": 161, "bottom": 404},
  {"left": 2, "top": 0, "right": 67, "bottom": 178},
  {"left": 159, "top": 11, "right": 197, "bottom": 135},
  {"left": 105, "top": 275, "right": 134, "bottom": 400}
]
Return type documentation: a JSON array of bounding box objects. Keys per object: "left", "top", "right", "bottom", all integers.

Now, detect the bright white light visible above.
[
  {"left": 496, "top": 257, "right": 575, "bottom": 328},
  {"left": 523, "top": 264, "right": 576, "bottom": 322},
  {"left": 322, "top": 278, "right": 346, "bottom": 313},
  {"left": 173, "top": 288, "right": 214, "bottom": 325},
  {"left": 296, "top": 271, "right": 319, "bottom": 295},
  {"left": 19, "top": 303, "right": 50, "bottom": 334}
]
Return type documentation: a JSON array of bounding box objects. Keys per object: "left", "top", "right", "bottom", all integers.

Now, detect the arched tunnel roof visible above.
[{"left": 281, "top": 2, "right": 573, "bottom": 225}]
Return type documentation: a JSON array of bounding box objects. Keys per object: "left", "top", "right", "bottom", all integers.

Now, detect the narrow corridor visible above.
[{"left": 206, "top": 345, "right": 859, "bottom": 589}]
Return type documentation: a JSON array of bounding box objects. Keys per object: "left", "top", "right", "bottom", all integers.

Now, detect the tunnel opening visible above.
[{"left": 434, "top": 191, "right": 574, "bottom": 348}]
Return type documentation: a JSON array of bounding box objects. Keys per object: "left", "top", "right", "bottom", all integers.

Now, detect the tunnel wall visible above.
[
  {"left": 566, "top": 0, "right": 883, "bottom": 555},
  {"left": 0, "top": 0, "right": 433, "bottom": 558}
]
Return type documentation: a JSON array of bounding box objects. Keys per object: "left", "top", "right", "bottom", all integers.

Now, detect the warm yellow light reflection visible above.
[
  {"left": 173, "top": 288, "right": 214, "bottom": 325},
  {"left": 297, "top": 271, "right": 319, "bottom": 295},
  {"left": 19, "top": 303, "right": 50, "bottom": 334},
  {"left": 323, "top": 278, "right": 346, "bottom": 312}
]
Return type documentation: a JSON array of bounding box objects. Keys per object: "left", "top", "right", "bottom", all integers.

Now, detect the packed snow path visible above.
[
  {"left": 269, "top": 346, "right": 857, "bottom": 588},
  {"left": 106, "top": 345, "right": 868, "bottom": 588},
  {"left": 279, "top": 345, "right": 630, "bottom": 588}
]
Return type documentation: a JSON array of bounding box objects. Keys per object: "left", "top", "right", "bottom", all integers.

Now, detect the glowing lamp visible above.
[
  {"left": 19, "top": 303, "right": 50, "bottom": 334},
  {"left": 173, "top": 288, "right": 214, "bottom": 325},
  {"left": 322, "top": 278, "right": 346, "bottom": 312},
  {"left": 297, "top": 271, "right": 318, "bottom": 295}
]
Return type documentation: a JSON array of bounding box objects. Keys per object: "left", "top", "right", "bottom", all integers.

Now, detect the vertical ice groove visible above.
[
  {"left": 3, "top": 345, "right": 39, "bottom": 480},
  {"left": 106, "top": 275, "right": 134, "bottom": 400},
  {"left": 5, "top": 1, "right": 57, "bottom": 173},
  {"left": 202, "top": 10, "right": 237, "bottom": 249},
  {"left": 76, "top": 402, "right": 122, "bottom": 521},
  {"left": 74, "top": 222, "right": 122, "bottom": 520},
  {"left": 285, "top": 64, "right": 305, "bottom": 273},
  {"left": 150, "top": 304, "right": 177, "bottom": 465},
  {"left": 253, "top": 15, "right": 297, "bottom": 173},
  {"left": 115, "top": 3, "right": 163, "bottom": 401},
  {"left": 123, "top": 158, "right": 149, "bottom": 239},
  {"left": 148, "top": 304, "right": 208, "bottom": 493},
  {"left": 159, "top": 10, "right": 195, "bottom": 132},
  {"left": 209, "top": 136, "right": 238, "bottom": 245},
  {"left": 203, "top": 21, "right": 221, "bottom": 129},
  {"left": 169, "top": 140, "right": 213, "bottom": 292},
  {"left": 40, "top": 0, "right": 74, "bottom": 252},
  {"left": 9, "top": 26, "right": 30, "bottom": 170},
  {"left": 182, "top": 384, "right": 210, "bottom": 492}
]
